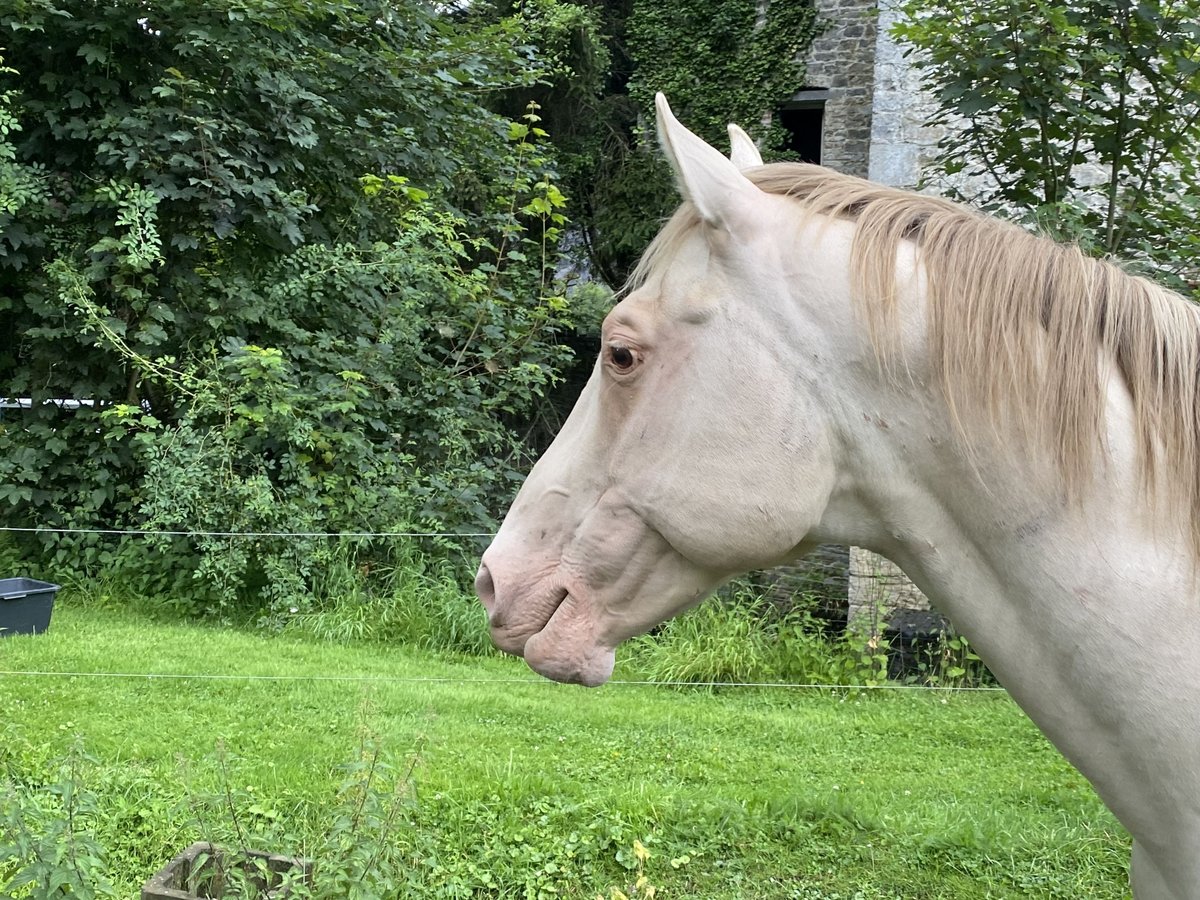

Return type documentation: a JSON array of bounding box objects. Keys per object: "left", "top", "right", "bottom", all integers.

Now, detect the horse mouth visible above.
[
  {"left": 485, "top": 585, "right": 568, "bottom": 655},
  {"left": 524, "top": 604, "right": 617, "bottom": 686},
  {"left": 476, "top": 551, "right": 628, "bottom": 686}
]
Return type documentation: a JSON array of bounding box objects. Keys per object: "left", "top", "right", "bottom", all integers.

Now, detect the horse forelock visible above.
[
  {"left": 623, "top": 203, "right": 704, "bottom": 299},
  {"left": 631, "top": 161, "right": 1200, "bottom": 559}
]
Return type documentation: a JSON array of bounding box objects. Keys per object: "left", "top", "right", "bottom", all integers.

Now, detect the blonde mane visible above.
[{"left": 632, "top": 162, "right": 1200, "bottom": 556}]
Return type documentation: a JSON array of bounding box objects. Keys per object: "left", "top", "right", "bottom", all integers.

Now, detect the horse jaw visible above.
[{"left": 477, "top": 487, "right": 727, "bottom": 686}]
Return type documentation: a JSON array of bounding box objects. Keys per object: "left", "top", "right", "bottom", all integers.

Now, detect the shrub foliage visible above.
[{"left": 0, "top": 1, "right": 587, "bottom": 614}]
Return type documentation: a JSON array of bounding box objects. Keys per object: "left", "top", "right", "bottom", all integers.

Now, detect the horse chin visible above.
[
  {"left": 520, "top": 592, "right": 617, "bottom": 686},
  {"left": 523, "top": 630, "right": 615, "bottom": 686}
]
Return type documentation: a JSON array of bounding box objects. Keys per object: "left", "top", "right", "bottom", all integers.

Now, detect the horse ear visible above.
[
  {"left": 727, "top": 123, "right": 763, "bottom": 170},
  {"left": 655, "top": 93, "right": 760, "bottom": 229}
]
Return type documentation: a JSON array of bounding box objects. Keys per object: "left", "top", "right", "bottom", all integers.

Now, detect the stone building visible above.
[
  {"left": 794, "top": 0, "right": 879, "bottom": 177},
  {"left": 791, "top": 0, "right": 937, "bottom": 188}
]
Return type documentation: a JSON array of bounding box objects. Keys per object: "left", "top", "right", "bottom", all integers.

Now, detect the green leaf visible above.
[{"left": 78, "top": 43, "right": 107, "bottom": 65}]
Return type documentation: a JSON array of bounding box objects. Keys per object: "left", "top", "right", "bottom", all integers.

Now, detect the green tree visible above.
[
  {"left": 607, "top": 0, "right": 822, "bottom": 282},
  {"left": 894, "top": 0, "right": 1200, "bottom": 292},
  {"left": 578, "top": 0, "right": 819, "bottom": 280},
  {"left": 0, "top": 1, "right": 575, "bottom": 614},
  {"left": 480, "top": 0, "right": 628, "bottom": 285},
  {"left": 482, "top": 0, "right": 823, "bottom": 285}
]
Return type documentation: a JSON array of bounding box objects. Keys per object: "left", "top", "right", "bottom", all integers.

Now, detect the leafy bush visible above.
[
  {"left": 73, "top": 185, "right": 569, "bottom": 619},
  {"left": 1, "top": 5, "right": 581, "bottom": 615}
]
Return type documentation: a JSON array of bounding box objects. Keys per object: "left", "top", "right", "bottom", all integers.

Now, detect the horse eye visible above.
[{"left": 609, "top": 346, "right": 636, "bottom": 371}]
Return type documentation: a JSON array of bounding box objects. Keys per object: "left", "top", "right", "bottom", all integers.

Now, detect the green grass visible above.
[{"left": 0, "top": 600, "right": 1130, "bottom": 899}]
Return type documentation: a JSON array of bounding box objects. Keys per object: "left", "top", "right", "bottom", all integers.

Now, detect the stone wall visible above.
[
  {"left": 802, "top": 0, "right": 878, "bottom": 177},
  {"left": 759, "top": 544, "right": 850, "bottom": 629},
  {"left": 866, "top": 0, "right": 941, "bottom": 188}
]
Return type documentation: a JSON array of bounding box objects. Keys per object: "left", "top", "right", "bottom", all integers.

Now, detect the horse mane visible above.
[{"left": 632, "top": 162, "right": 1200, "bottom": 555}]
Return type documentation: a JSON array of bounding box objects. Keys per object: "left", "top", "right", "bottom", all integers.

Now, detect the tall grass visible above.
[
  {"left": 284, "top": 556, "right": 887, "bottom": 686},
  {"left": 285, "top": 541, "right": 493, "bottom": 655},
  {"left": 622, "top": 588, "right": 890, "bottom": 686},
  {"left": 284, "top": 553, "right": 986, "bottom": 688}
]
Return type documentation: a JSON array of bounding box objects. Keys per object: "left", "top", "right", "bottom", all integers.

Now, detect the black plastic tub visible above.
[{"left": 0, "top": 578, "right": 59, "bottom": 636}]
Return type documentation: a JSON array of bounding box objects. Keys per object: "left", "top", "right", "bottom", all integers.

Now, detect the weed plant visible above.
[
  {"left": 178, "top": 735, "right": 421, "bottom": 899},
  {"left": 0, "top": 734, "right": 672, "bottom": 900},
  {"left": 0, "top": 741, "right": 115, "bottom": 899}
]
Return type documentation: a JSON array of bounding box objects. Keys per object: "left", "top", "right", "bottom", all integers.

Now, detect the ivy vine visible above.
[
  {"left": 628, "top": 0, "right": 822, "bottom": 152},
  {"left": 585, "top": 0, "right": 824, "bottom": 282}
]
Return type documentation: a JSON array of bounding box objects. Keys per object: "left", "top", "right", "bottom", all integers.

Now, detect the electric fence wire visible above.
[
  {"left": 0, "top": 526, "right": 864, "bottom": 583},
  {"left": 0, "top": 525, "right": 870, "bottom": 585},
  {"left": 0, "top": 526, "right": 493, "bottom": 538},
  {"left": 0, "top": 526, "right": 980, "bottom": 693},
  {"left": 0, "top": 669, "right": 1008, "bottom": 691}
]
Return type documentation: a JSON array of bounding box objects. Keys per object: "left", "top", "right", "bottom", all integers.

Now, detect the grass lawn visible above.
[{"left": 0, "top": 602, "right": 1129, "bottom": 899}]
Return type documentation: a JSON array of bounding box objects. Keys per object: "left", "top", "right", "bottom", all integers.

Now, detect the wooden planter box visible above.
[
  {"left": 0, "top": 578, "right": 59, "bottom": 636},
  {"left": 141, "top": 842, "right": 312, "bottom": 900}
]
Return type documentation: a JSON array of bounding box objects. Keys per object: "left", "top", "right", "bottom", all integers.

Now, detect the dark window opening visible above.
[
  {"left": 777, "top": 104, "right": 824, "bottom": 165},
  {"left": 777, "top": 89, "right": 829, "bottom": 165}
]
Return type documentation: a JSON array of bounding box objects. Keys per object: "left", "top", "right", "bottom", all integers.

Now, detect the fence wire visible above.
[
  {"left": 0, "top": 669, "right": 1007, "bottom": 692},
  {"left": 0, "top": 526, "right": 492, "bottom": 538},
  {"left": 2, "top": 525, "right": 979, "bottom": 691},
  {"left": 0, "top": 526, "right": 907, "bottom": 591},
  {"left": 0, "top": 527, "right": 950, "bottom": 628}
]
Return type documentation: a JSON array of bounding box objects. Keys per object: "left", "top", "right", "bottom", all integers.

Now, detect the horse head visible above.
[{"left": 475, "top": 96, "right": 850, "bottom": 685}]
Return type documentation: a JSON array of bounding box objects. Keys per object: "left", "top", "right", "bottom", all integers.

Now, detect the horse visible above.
[{"left": 475, "top": 94, "right": 1200, "bottom": 898}]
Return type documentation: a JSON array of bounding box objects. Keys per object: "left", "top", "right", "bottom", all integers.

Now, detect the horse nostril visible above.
[{"left": 474, "top": 562, "right": 496, "bottom": 613}]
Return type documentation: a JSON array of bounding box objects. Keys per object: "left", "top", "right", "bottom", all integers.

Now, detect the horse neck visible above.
[
  {"left": 781, "top": 205, "right": 1200, "bottom": 875},
  {"left": 830, "top": 358, "right": 1192, "bottom": 618},
  {"left": 772, "top": 208, "right": 1194, "bottom": 618}
]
